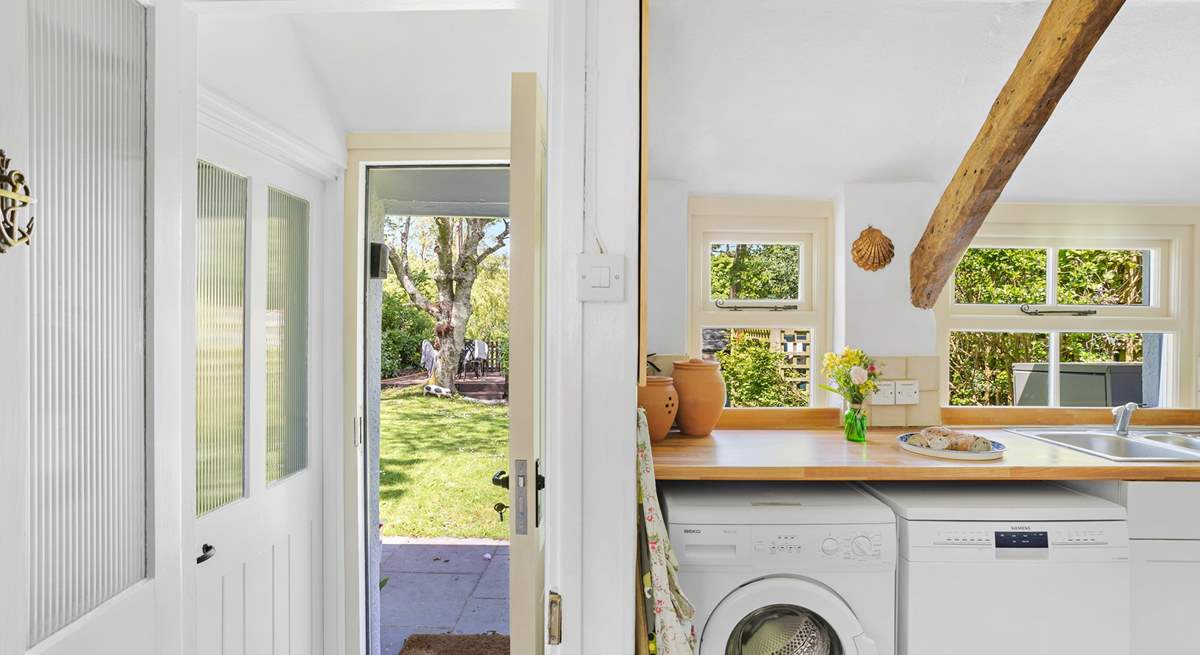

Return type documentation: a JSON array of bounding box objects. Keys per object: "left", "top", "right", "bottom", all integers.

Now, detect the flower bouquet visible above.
[{"left": 820, "top": 347, "right": 880, "bottom": 442}]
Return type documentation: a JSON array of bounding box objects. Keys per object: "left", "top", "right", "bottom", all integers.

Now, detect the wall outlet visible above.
[
  {"left": 577, "top": 253, "right": 625, "bottom": 302},
  {"left": 895, "top": 380, "right": 920, "bottom": 405},
  {"left": 870, "top": 380, "right": 896, "bottom": 405}
]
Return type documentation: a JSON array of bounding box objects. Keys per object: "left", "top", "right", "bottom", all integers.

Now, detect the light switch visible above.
[
  {"left": 578, "top": 253, "right": 625, "bottom": 302},
  {"left": 871, "top": 380, "right": 896, "bottom": 405},
  {"left": 589, "top": 266, "right": 611, "bottom": 288},
  {"left": 895, "top": 380, "right": 920, "bottom": 405}
]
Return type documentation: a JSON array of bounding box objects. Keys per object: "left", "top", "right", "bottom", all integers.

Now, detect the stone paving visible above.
[{"left": 379, "top": 541, "right": 509, "bottom": 655}]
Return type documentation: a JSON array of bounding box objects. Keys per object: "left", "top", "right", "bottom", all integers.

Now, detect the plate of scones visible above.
[{"left": 897, "top": 426, "right": 1006, "bottom": 460}]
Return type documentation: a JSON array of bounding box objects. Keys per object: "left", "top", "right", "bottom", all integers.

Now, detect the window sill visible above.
[{"left": 940, "top": 406, "right": 1200, "bottom": 427}]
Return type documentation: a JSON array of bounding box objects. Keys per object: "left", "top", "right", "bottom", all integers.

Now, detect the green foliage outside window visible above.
[
  {"left": 716, "top": 334, "right": 807, "bottom": 407},
  {"left": 950, "top": 247, "right": 1150, "bottom": 406},
  {"left": 710, "top": 243, "right": 800, "bottom": 300},
  {"left": 953, "top": 248, "right": 1047, "bottom": 304}
]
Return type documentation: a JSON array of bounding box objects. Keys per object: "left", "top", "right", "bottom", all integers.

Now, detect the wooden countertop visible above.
[{"left": 651, "top": 428, "right": 1200, "bottom": 481}]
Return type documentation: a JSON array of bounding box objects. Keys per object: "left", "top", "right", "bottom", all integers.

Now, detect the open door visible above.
[{"left": 508, "top": 71, "right": 549, "bottom": 654}]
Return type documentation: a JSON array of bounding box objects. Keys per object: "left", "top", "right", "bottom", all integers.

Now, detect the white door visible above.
[
  {"left": 508, "top": 71, "right": 549, "bottom": 654},
  {"left": 192, "top": 127, "right": 325, "bottom": 654},
  {"left": 0, "top": 0, "right": 166, "bottom": 653}
]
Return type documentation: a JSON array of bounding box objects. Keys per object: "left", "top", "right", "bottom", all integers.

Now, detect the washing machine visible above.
[{"left": 662, "top": 482, "right": 897, "bottom": 655}]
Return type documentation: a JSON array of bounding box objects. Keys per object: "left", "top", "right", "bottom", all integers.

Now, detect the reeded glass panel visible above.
[
  {"left": 196, "top": 162, "right": 248, "bottom": 514},
  {"left": 27, "top": 0, "right": 148, "bottom": 644},
  {"left": 266, "top": 188, "right": 309, "bottom": 482},
  {"left": 953, "top": 247, "right": 1048, "bottom": 304},
  {"left": 700, "top": 327, "right": 811, "bottom": 407},
  {"left": 949, "top": 331, "right": 1050, "bottom": 406},
  {"left": 709, "top": 243, "right": 801, "bottom": 302},
  {"left": 1057, "top": 249, "right": 1148, "bottom": 306}
]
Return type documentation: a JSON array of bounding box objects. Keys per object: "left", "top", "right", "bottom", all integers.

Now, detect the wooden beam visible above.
[{"left": 909, "top": 0, "right": 1124, "bottom": 309}]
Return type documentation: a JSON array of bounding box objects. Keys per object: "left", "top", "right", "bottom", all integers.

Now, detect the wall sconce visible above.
[{"left": 0, "top": 150, "right": 35, "bottom": 252}]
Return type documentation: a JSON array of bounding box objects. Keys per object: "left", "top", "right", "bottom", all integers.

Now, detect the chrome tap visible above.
[{"left": 1112, "top": 402, "right": 1139, "bottom": 437}]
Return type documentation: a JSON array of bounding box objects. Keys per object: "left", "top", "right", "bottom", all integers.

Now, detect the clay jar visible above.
[
  {"left": 637, "top": 376, "right": 678, "bottom": 442},
  {"left": 672, "top": 358, "right": 726, "bottom": 436}
]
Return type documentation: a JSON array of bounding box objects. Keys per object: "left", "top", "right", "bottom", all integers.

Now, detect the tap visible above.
[{"left": 1112, "top": 402, "right": 1139, "bottom": 437}]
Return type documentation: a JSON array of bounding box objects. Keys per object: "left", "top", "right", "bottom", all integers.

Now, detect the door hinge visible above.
[
  {"left": 353, "top": 414, "right": 364, "bottom": 447},
  {"left": 547, "top": 591, "right": 562, "bottom": 645}
]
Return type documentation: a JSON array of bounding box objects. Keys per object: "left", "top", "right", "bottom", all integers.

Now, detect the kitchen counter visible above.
[{"left": 651, "top": 428, "right": 1200, "bottom": 481}]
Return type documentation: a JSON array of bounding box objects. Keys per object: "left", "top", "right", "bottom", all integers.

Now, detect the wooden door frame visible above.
[{"left": 341, "top": 132, "right": 510, "bottom": 655}]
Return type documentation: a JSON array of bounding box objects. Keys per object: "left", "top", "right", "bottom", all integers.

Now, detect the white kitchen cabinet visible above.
[{"left": 1131, "top": 540, "right": 1200, "bottom": 652}]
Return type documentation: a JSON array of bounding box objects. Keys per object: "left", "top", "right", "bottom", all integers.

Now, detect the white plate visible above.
[{"left": 897, "top": 432, "right": 1006, "bottom": 461}]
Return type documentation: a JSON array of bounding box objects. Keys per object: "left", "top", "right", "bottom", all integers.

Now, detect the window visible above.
[
  {"left": 939, "top": 212, "right": 1193, "bottom": 408},
  {"left": 689, "top": 198, "right": 831, "bottom": 408}
]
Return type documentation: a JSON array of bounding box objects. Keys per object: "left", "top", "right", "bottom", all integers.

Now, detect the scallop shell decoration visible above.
[{"left": 851, "top": 225, "right": 895, "bottom": 272}]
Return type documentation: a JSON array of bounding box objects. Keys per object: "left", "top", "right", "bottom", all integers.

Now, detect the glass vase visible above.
[{"left": 844, "top": 403, "right": 868, "bottom": 443}]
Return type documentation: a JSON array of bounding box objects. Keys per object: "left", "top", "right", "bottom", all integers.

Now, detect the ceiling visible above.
[
  {"left": 288, "top": 9, "right": 547, "bottom": 133},
  {"left": 648, "top": 0, "right": 1200, "bottom": 202},
  {"left": 369, "top": 166, "right": 509, "bottom": 217}
]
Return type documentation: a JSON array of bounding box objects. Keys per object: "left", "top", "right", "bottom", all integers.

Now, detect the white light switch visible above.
[
  {"left": 895, "top": 380, "right": 920, "bottom": 405},
  {"left": 578, "top": 253, "right": 625, "bottom": 302},
  {"left": 871, "top": 380, "right": 896, "bottom": 405}
]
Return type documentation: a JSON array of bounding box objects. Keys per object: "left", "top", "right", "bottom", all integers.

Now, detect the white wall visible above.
[
  {"left": 646, "top": 179, "right": 689, "bottom": 355},
  {"left": 197, "top": 14, "right": 346, "bottom": 160},
  {"left": 835, "top": 183, "right": 939, "bottom": 357},
  {"left": 288, "top": 9, "right": 548, "bottom": 133}
]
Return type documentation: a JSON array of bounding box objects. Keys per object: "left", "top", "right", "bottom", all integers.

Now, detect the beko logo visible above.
[{"left": 683, "top": 529, "right": 702, "bottom": 534}]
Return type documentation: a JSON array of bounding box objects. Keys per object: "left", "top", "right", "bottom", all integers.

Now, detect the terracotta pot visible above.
[
  {"left": 672, "top": 358, "right": 726, "bottom": 436},
  {"left": 637, "top": 376, "right": 678, "bottom": 443}
]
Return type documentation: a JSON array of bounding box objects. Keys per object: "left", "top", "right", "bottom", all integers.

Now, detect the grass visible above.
[{"left": 379, "top": 386, "right": 509, "bottom": 539}]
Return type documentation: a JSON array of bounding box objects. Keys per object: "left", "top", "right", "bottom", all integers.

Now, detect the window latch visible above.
[{"left": 1019, "top": 304, "right": 1097, "bottom": 317}]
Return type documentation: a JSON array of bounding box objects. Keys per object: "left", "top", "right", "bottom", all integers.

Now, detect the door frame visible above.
[{"left": 341, "top": 132, "right": 510, "bottom": 655}]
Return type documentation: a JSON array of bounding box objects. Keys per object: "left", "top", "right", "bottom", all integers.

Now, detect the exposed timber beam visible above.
[{"left": 909, "top": 0, "right": 1124, "bottom": 309}]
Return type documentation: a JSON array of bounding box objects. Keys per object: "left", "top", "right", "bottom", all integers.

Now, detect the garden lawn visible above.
[{"left": 379, "top": 386, "right": 509, "bottom": 539}]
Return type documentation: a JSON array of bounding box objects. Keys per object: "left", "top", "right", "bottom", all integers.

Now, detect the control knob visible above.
[
  {"left": 851, "top": 535, "right": 872, "bottom": 556},
  {"left": 820, "top": 538, "right": 840, "bottom": 555}
]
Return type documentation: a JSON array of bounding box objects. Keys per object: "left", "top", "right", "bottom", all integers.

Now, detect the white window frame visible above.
[
  {"left": 688, "top": 196, "right": 832, "bottom": 407},
  {"left": 936, "top": 204, "right": 1197, "bottom": 409}
]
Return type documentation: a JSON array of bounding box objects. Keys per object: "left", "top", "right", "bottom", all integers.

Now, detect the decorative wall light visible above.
[
  {"left": 851, "top": 225, "right": 894, "bottom": 272},
  {"left": 0, "top": 150, "right": 35, "bottom": 252}
]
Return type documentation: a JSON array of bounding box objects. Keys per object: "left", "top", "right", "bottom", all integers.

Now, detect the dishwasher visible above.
[{"left": 862, "top": 482, "right": 1130, "bottom": 655}]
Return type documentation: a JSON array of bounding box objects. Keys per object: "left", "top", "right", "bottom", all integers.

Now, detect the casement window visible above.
[
  {"left": 937, "top": 208, "right": 1195, "bottom": 409},
  {"left": 688, "top": 197, "right": 832, "bottom": 408}
]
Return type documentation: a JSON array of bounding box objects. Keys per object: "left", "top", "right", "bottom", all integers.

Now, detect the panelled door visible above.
[
  {"left": 508, "top": 71, "right": 549, "bottom": 655},
  {"left": 192, "top": 126, "right": 325, "bottom": 655},
  {"left": 0, "top": 0, "right": 161, "bottom": 653}
]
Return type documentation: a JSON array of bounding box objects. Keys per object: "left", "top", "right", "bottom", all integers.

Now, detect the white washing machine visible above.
[
  {"left": 662, "top": 482, "right": 897, "bottom": 655},
  {"left": 862, "top": 482, "right": 1130, "bottom": 655}
]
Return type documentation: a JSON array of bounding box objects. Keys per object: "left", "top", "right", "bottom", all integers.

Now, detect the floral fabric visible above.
[{"left": 637, "top": 409, "right": 697, "bottom": 654}]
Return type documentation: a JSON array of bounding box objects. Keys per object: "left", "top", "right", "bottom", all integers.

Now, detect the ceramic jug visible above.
[{"left": 672, "top": 358, "right": 726, "bottom": 436}]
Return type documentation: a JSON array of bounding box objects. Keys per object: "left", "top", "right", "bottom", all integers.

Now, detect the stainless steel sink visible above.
[
  {"left": 1007, "top": 428, "right": 1200, "bottom": 461},
  {"left": 1142, "top": 433, "right": 1200, "bottom": 452}
]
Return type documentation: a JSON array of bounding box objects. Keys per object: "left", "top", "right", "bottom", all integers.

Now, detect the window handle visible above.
[
  {"left": 196, "top": 544, "right": 216, "bottom": 565},
  {"left": 1019, "top": 304, "right": 1096, "bottom": 317}
]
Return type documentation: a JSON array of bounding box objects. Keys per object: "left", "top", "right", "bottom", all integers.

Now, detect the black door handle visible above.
[
  {"left": 492, "top": 470, "right": 509, "bottom": 489},
  {"left": 196, "top": 544, "right": 215, "bottom": 564}
]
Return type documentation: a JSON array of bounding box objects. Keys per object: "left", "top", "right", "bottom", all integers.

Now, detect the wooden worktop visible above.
[{"left": 651, "top": 428, "right": 1200, "bottom": 481}]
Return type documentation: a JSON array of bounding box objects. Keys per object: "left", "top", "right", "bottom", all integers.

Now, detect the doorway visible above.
[{"left": 365, "top": 165, "right": 513, "bottom": 654}]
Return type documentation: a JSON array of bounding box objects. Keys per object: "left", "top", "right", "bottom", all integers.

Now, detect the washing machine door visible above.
[{"left": 701, "top": 577, "right": 877, "bottom": 655}]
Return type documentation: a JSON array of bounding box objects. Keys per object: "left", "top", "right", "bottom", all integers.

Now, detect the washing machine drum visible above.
[{"left": 701, "top": 577, "right": 877, "bottom": 655}]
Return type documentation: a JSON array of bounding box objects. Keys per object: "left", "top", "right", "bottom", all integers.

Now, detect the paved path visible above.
[{"left": 379, "top": 542, "right": 509, "bottom": 655}]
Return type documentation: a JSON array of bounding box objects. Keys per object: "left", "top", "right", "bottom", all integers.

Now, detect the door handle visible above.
[
  {"left": 196, "top": 544, "right": 216, "bottom": 565},
  {"left": 492, "top": 470, "right": 509, "bottom": 489}
]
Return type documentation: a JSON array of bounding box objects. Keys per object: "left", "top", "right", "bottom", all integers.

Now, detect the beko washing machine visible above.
[{"left": 662, "top": 482, "right": 897, "bottom": 655}]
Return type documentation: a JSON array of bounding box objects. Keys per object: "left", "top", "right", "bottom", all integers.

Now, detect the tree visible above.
[
  {"left": 388, "top": 216, "right": 509, "bottom": 393},
  {"left": 717, "top": 334, "right": 806, "bottom": 408}
]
